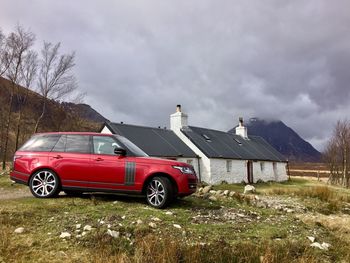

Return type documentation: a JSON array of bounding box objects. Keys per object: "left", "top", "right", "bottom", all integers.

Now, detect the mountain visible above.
[
  {"left": 0, "top": 76, "right": 107, "bottom": 161},
  {"left": 228, "top": 118, "right": 321, "bottom": 162}
]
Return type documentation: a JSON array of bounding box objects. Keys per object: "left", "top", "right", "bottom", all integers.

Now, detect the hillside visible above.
[
  {"left": 229, "top": 118, "right": 321, "bottom": 162},
  {"left": 0, "top": 76, "right": 104, "bottom": 160}
]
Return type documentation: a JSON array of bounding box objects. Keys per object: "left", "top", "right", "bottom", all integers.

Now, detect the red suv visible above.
[{"left": 10, "top": 132, "right": 197, "bottom": 208}]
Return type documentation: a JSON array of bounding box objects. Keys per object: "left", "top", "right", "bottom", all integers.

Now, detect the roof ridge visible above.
[{"left": 109, "top": 122, "right": 169, "bottom": 131}]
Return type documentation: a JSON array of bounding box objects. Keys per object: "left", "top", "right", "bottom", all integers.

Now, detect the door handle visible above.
[
  {"left": 94, "top": 157, "right": 104, "bottom": 161},
  {"left": 52, "top": 155, "right": 63, "bottom": 159}
]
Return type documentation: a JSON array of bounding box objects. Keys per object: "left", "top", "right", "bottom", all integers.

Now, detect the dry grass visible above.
[{"left": 269, "top": 186, "right": 333, "bottom": 202}]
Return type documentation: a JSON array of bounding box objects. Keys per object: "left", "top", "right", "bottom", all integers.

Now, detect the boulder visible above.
[
  {"left": 14, "top": 227, "right": 24, "bottom": 234},
  {"left": 202, "top": 185, "right": 212, "bottom": 194},
  {"left": 223, "top": 190, "right": 230, "bottom": 196},
  {"left": 244, "top": 185, "right": 256, "bottom": 194},
  {"left": 59, "top": 232, "right": 71, "bottom": 239},
  {"left": 107, "top": 229, "right": 120, "bottom": 238}
]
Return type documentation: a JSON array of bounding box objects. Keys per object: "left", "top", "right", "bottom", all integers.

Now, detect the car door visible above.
[
  {"left": 90, "top": 135, "right": 126, "bottom": 187},
  {"left": 49, "top": 134, "right": 92, "bottom": 186}
]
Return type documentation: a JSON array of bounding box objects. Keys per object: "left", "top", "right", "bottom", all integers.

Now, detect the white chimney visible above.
[
  {"left": 235, "top": 117, "right": 248, "bottom": 139},
  {"left": 170, "top": 104, "right": 188, "bottom": 131}
]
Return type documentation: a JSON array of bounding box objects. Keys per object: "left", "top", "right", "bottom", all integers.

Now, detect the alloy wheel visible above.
[
  {"left": 147, "top": 179, "right": 165, "bottom": 206},
  {"left": 31, "top": 170, "right": 57, "bottom": 197}
]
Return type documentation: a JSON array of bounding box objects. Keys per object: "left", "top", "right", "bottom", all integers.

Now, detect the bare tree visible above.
[
  {"left": 1, "top": 26, "right": 35, "bottom": 170},
  {"left": 14, "top": 50, "right": 38, "bottom": 150},
  {"left": 324, "top": 120, "right": 350, "bottom": 187},
  {"left": 34, "top": 42, "right": 77, "bottom": 132}
]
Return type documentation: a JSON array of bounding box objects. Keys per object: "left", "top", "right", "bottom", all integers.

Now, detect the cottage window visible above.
[{"left": 226, "top": 160, "right": 232, "bottom": 172}]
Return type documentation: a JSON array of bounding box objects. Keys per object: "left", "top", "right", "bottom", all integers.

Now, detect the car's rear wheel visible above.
[
  {"left": 146, "top": 176, "right": 173, "bottom": 209},
  {"left": 29, "top": 169, "right": 60, "bottom": 198}
]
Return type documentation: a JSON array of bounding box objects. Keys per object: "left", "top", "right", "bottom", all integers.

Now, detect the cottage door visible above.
[{"left": 247, "top": 161, "right": 253, "bottom": 184}]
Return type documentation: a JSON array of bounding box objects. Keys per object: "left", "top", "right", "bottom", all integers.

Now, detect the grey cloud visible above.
[{"left": 1, "top": 0, "right": 350, "bottom": 151}]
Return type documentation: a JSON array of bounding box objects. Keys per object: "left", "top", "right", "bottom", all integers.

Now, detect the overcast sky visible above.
[{"left": 1, "top": 0, "right": 350, "bottom": 151}]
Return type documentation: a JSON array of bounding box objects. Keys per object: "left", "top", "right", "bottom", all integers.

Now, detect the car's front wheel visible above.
[
  {"left": 146, "top": 176, "right": 173, "bottom": 209},
  {"left": 29, "top": 169, "right": 60, "bottom": 198}
]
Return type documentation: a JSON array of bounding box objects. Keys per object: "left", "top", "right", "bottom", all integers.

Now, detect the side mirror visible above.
[{"left": 114, "top": 147, "right": 126, "bottom": 156}]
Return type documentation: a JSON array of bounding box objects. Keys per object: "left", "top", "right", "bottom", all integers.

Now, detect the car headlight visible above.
[{"left": 172, "top": 165, "right": 194, "bottom": 174}]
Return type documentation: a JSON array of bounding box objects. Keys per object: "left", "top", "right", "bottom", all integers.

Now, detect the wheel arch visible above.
[{"left": 142, "top": 172, "right": 178, "bottom": 196}]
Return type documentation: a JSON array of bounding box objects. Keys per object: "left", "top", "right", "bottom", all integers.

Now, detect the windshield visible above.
[{"left": 114, "top": 135, "right": 148, "bottom": 157}]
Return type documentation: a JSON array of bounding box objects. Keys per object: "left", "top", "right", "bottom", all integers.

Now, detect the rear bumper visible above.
[{"left": 10, "top": 171, "right": 30, "bottom": 185}]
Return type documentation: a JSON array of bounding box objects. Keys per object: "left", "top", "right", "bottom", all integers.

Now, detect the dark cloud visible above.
[{"left": 1, "top": 0, "right": 350, "bottom": 151}]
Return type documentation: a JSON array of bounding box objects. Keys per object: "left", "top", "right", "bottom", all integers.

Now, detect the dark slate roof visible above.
[
  {"left": 103, "top": 122, "right": 197, "bottom": 158},
  {"left": 181, "top": 126, "right": 287, "bottom": 162}
]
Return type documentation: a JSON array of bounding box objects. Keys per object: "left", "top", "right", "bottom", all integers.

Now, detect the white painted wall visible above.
[
  {"left": 101, "top": 125, "right": 113, "bottom": 134},
  {"left": 208, "top": 159, "right": 247, "bottom": 184},
  {"left": 176, "top": 157, "right": 200, "bottom": 178}
]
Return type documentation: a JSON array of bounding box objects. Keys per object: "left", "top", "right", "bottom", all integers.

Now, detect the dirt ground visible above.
[{"left": 0, "top": 187, "right": 31, "bottom": 200}]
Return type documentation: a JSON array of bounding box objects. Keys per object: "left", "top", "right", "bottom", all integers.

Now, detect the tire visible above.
[
  {"left": 29, "top": 169, "right": 60, "bottom": 198},
  {"left": 146, "top": 176, "right": 174, "bottom": 209},
  {"left": 64, "top": 190, "right": 84, "bottom": 197}
]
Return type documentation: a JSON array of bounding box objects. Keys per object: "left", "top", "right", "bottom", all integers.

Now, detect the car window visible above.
[
  {"left": 19, "top": 134, "right": 61, "bottom": 152},
  {"left": 65, "top": 135, "right": 91, "bottom": 154},
  {"left": 93, "top": 136, "right": 120, "bottom": 155},
  {"left": 52, "top": 135, "right": 66, "bottom": 152}
]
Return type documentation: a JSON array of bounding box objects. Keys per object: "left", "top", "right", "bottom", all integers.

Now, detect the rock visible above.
[
  {"left": 151, "top": 217, "right": 162, "bottom": 222},
  {"left": 202, "top": 185, "right": 212, "bottom": 194},
  {"left": 76, "top": 224, "right": 81, "bottom": 229},
  {"left": 229, "top": 191, "right": 236, "bottom": 197},
  {"left": 107, "top": 229, "right": 120, "bottom": 238},
  {"left": 14, "top": 227, "right": 25, "bottom": 234},
  {"left": 121, "top": 216, "right": 126, "bottom": 220},
  {"left": 149, "top": 222, "right": 157, "bottom": 228},
  {"left": 307, "top": 236, "right": 315, "bottom": 243},
  {"left": 82, "top": 231, "right": 87, "bottom": 236},
  {"left": 209, "top": 196, "right": 217, "bottom": 201},
  {"left": 209, "top": 190, "right": 217, "bottom": 195},
  {"left": 215, "top": 190, "right": 223, "bottom": 196},
  {"left": 310, "top": 242, "right": 330, "bottom": 250},
  {"left": 286, "top": 209, "right": 294, "bottom": 213},
  {"left": 136, "top": 219, "right": 143, "bottom": 225},
  {"left": 223, "top": 190, "right": 230, "bottom": 196},
  {"left": 165, "top": 211, "right": 173, "bottom": 216},
  {"left": 321, "top": 242, "right": 331, "bottom": 250},
  {"left": 198, "top": 187, "right": 203, "bottom": 193},
  {"left": 83, "top": 225, "right": 92, "bottom": 231},
  {"left": 244, "top": 185, "right": 256, "bottom": 194},
  {"left": 256, "top": 202, "right": 267, "bottom": 209},
  {"left": 254, "top": 195, "right": 260, "bottom": 200},
  {"left": 173, "top": 224, "right": 182, "bottom": 229},
  {"left": 59, "top": 232, "right": 71, "bottom": 239}
]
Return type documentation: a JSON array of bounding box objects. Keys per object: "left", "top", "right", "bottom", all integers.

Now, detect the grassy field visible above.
[{"left": 1, "top": 171, "right": 350, "bottom": 262}]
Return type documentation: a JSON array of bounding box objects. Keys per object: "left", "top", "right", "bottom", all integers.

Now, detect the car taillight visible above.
[{"left": 12, "top": 155, "right": 22, "bottom": 170}]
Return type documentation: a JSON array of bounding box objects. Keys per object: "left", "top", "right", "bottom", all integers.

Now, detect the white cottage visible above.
[
  {"left": 100, "top": 105, "right": 288, "bottom": 184},
  {"left": 170, "top": 105, "right": 288, "bottom": 184}
]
